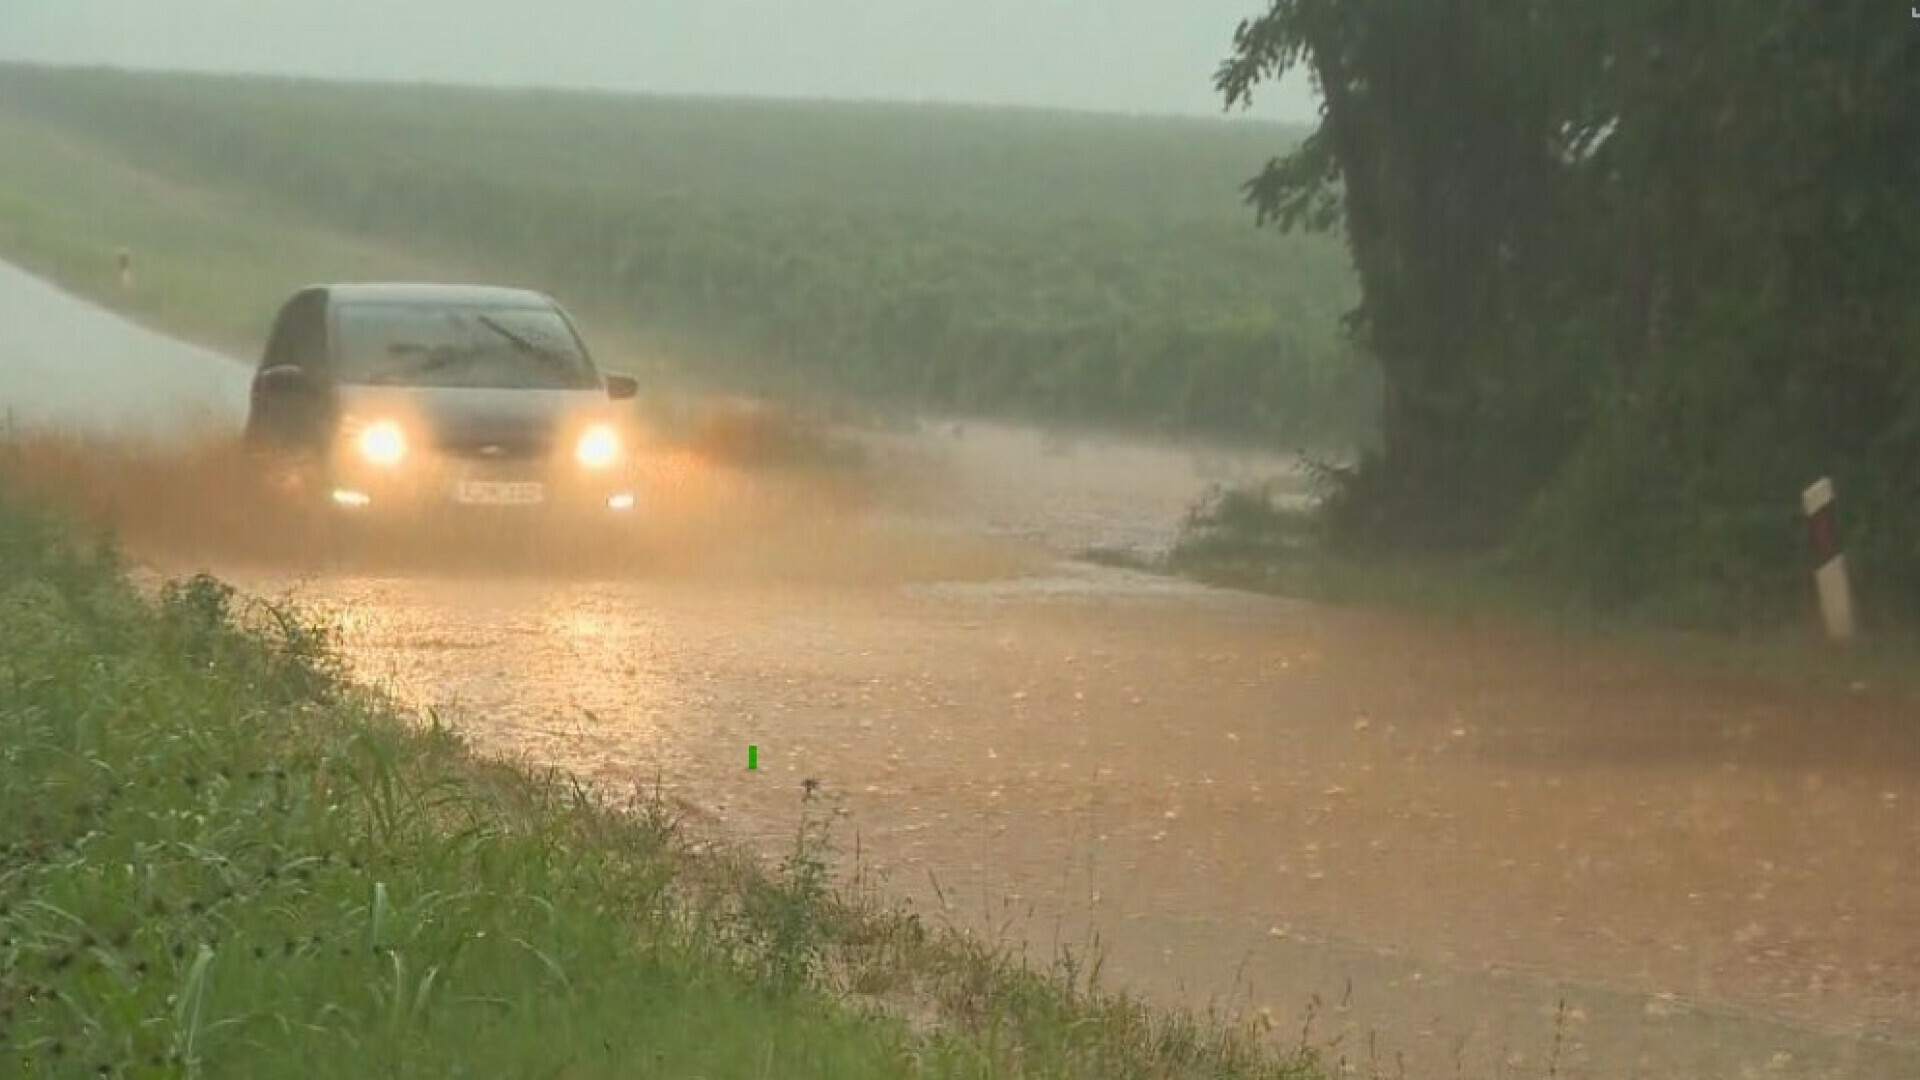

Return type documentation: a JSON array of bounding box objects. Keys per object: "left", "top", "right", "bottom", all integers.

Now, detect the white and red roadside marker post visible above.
[{"left": 1801, "top": 477, "right": 1856, "bottom": 642}]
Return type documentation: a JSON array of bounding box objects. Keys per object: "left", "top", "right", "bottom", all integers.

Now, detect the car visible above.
[{"left": 244, "top": 283, "right": 643, "bottom": 534}]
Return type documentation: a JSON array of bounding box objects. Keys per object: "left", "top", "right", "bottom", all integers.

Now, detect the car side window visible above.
[{"left": 261, "top": 290, "right": 328, "bottom": 372}]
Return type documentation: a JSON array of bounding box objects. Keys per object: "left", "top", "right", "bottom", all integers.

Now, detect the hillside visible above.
[{"left": 0, "top": 65, "right": 1368, "bottom": 446}]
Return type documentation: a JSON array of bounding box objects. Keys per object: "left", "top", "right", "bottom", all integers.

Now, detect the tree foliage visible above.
[{"left": 1223, "top": 0, "right": 1920, "bottom": 625}]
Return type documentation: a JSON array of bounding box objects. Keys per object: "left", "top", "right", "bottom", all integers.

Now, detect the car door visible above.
[{"left": 246, "top": 288, "right": 334, "bottom": 450}]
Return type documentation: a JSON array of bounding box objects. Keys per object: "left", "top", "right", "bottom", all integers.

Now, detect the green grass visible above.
[
  {"left": 0, "top": 64, "right": 1369, "bottom": 445},
  {"left": 0, "top": 487, "right": 1322, "bottom": 1077}
]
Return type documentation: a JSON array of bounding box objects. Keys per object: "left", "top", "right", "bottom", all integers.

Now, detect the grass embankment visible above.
[
  {"left": 0, "top": 64, "right": 1368, "bottom": 446},
  {"left": 1167, "top": 481, "right": 1920, "bottom": 701},
  {"left": 0, "top": 107, "right": 464, "bottom": 358},
  {"left": 0, "top": 491, "right": 1319, "bottom": 1077}
]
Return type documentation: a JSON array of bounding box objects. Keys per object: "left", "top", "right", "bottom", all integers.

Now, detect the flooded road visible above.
[
  {"left": 5, "top": 263, "right": 1919, "bottom": 1077},
  {"left": 207, "top": 424, "right": 1920, "bottom": 1079}
]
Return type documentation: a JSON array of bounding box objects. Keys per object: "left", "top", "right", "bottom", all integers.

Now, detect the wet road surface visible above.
[
  {"left": 0, "top": 259, "right": 246, "bottom": 437},
  {"left": 5, "top": 263, "right": 1919, "bottom": 1078}
]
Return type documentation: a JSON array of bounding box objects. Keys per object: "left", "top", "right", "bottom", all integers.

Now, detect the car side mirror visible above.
[
  {"left": 254, "top": 364, "right": 314, "bottom": 396},
  {"left": 247, "top": 365, "right": 329, "bottom": 448},
  {"left": 604, "top": 373, "right": 640, "bottom": 401}
]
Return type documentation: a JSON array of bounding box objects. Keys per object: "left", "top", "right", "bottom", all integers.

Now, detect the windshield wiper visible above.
[{"left": 477, "top": 315, "right": 565, "bottom": 366}]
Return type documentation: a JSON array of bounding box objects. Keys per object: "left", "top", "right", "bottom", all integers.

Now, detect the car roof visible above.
[{"left": 315, "top": 283, "right": 557, "bottom": 307}]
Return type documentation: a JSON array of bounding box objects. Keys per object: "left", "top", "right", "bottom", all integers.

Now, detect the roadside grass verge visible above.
[
  {"left": 1168, "top": 480, "right": 1920, "bottom": 702},
  {"left": 0, "top": 486, "right": 1322, "bottom": 1078}
]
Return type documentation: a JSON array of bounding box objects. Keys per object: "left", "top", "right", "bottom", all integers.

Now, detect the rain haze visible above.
[
  {"left": 0, "top": 3, "right": 1916, "bottom": 1079},
  {"left": 4, "top": 0, "right": 1320, "bottom": 120}
]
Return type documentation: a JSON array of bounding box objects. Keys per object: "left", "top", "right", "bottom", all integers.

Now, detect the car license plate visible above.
[{"left": 455, "top": 480, "right": 545, "bottom": 506}]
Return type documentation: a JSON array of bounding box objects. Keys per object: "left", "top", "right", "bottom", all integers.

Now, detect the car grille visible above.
[{"left": 435, "top": 435, "right": 553, "bottom": 461}]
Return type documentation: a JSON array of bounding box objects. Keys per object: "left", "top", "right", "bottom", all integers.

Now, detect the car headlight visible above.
[
  {"left": 355, "top": 420, "right": 408, "bottom": 467},
  {"left": 575, "top": 424, "right": 622, "bottom": 469}
]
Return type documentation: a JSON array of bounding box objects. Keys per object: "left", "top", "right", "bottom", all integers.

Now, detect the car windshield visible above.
[{"left": 335, "top": 302, "right": 598, "bottom": 390}]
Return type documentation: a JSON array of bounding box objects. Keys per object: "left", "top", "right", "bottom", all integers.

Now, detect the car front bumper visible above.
[{"left": 325, "top": 454, "right": 641, "bottom": 524}]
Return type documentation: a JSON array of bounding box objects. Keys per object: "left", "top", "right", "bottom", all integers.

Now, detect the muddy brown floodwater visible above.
[{"left": 109, "top": 421, "right": 1899, "bottom": 1080}]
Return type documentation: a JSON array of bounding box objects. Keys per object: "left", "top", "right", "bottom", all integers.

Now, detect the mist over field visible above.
[{"left": 4, "top": 0, "right": 1320, "bottom": 121}]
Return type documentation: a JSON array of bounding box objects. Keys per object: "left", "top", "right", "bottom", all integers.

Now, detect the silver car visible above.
[{"left": 244, "top": 283, "right": 643, "bottom": 530}]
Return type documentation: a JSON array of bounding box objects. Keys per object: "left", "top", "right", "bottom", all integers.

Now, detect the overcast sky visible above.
[{"left": 3, "top": 0, "right": 1318, "bottom": 122}]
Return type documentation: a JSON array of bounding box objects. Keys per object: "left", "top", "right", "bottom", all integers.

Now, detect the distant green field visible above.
[{"left": 0, "top": 65, "right": 1369, "bottom": 446}]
